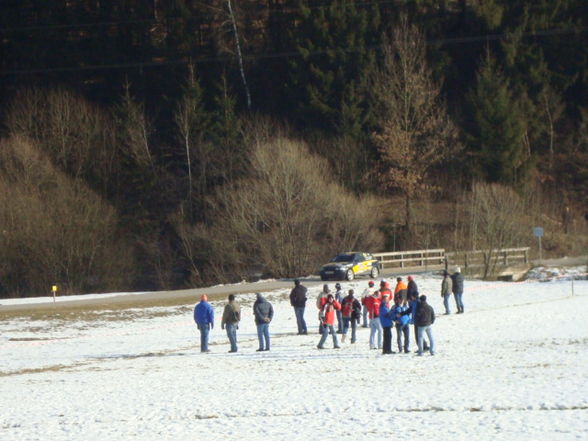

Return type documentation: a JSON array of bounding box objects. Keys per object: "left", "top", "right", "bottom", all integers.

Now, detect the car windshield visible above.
[{"left": 332, "top": 254, "right": 355, "bottom": 263}]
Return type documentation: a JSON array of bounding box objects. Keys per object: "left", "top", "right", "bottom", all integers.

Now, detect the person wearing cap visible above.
[
  {"left": 253, "top": 293, "right": 274, "bottom": 351},
  {"left": 334, "top": 282, "right": 344, "bottom": 333},
  {"left": 451, "top": 266, "right": 465, "bottom": 314},
  {"left": 379, "top": 292, "right": 395, "bottom": 354},
  {"left": 221, "top": 294, "right": 241, "bottom": 353},
  {"left": 317, "top": 294, "right": 341, "bottom": 349},
  {"left": 441, "top": 271, "right": 453, "bottom": 314},
  {"left": 194, "top": 294, "right": 214, "bottom": 353},
  {"left": 379, "top": 279, "right": 392, "bottom": 299},
  {"left": 364, "top": 289, "right": 382, "bottom": 350},
  {"left": 360, "top": 281, "right": 375, "bottom": 328},
  {"left": 289, "top": 279, "right": 308, "bottom": 335},
  {"left": 414, "top": 295, "right": 436, "bottom": 356}
]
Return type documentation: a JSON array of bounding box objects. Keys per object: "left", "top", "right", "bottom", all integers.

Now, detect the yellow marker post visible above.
[{"left": 52, "top": 285, "right": 58, "bottom": 303}]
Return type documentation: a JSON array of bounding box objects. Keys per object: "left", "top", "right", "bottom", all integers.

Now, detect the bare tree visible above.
[
  {"left": 372, "top": 17, "right": 460, "bottom": 235},
  {"left": 463, "top": 182, "right": 530, "bottom": 278},
  {"left": 5, "top": 87, "right": 119, "bottom": 193},
  {"left": 0, "top": 136, "right": 134, "bottom": 297},
  {"left": 173, "top": 129, "right": 384, "bottom": 283}
]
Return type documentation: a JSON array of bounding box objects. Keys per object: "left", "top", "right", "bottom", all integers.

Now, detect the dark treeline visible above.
[{"left": 0, "top": 0, "right": 587, "bottom": 297}]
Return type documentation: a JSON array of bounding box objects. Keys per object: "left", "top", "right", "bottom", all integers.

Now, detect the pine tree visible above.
[
  {"left": 465, "top": 53, "right": 529, "bottom": 186},
  {"left": 287, "top": 0, "right": 380, "bottom": 136}
]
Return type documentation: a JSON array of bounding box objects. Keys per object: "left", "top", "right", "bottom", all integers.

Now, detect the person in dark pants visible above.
[
  {"left": 221, "top": 294, "right": 241, "bottom": 353},
  {"left": 379, "top": 293, "right": 395, "bottom": 354},
  {"left": 334, "top": 282, "right": 344, "bottom": 333},
  {"left": 193, "top": 294, "right": 214, "bottom": 353},
  {"left": 289, "top": 279, "right": 308, "bottom": 334},
  {"left": 451, "top": 267, "right": 465, "bottom": 313},
  {"left": 406, "top": 275, "right": 419, "bottom": 304}
]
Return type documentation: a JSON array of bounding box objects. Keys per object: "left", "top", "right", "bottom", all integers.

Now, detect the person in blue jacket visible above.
[
  {"left": 379, "top": 293, "right": 395, "bottom": 354},
  {"left": 392, "top": 300, "right": 411, "bottom": 353},
  {"left": 194, "top": 294, "right": 214, "bottom": 352}
]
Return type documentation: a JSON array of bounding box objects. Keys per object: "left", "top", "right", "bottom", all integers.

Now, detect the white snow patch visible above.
[{"left": 1, "top": 268, "right": 587, "bottom": 440}]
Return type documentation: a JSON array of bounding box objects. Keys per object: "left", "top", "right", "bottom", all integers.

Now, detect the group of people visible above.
[
  {"left": 193, "top": 292, "right": 274, "bottom": 353},
  {"left": 312, "top": 277, "right": 437, "bottom": 356},
  {"left": 193, "top": 268, "right": 465, "bottom": 356}
]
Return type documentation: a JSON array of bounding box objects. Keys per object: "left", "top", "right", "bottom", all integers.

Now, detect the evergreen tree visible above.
[
  {"left": 465, "top": 53, "right": 529, "bottom": 186},
  {"left": 287, "top": 0, "right": 380, "bottom": 137}
]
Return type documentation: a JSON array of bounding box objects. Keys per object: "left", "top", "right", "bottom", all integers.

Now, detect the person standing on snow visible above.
[
  {"left": 253, "top": 293, "right": 274, "bottom": 351},
  {"left": 316, "top": 284, "right": 331, "bottom": 334},
  {"left": 334, "top": 282, "right": 344, "bottom": 333},
  {"left": 414, "top": 295, "right": 436, "bottom": 356},
  {"left": 340, "top": 289, "right": 362, "bottom": 344},
  {"left": 364, "top": 289, "right": 382, "bottom": 350},
  {"left": 289, "top": 279, "right": 308, "bottom": 335},
  {"left": 394, "top": 277, "right": 408, "bottom": 305},
  {"left": 392, "top": 299, "right": 411, "bottom": 353},
  {"left": 194, "top": 294, "right": 214, "bottom": 353},
  {"left": 379, "top": 279, "right": 392, "bottom": 299},
  {"left": 379, "top": 293, "right": 395, "bottom": 354},
  {"left": 317, "top": 294, "right": 341, "bottom": 349},
  {"left": 406, "top": 276, "right": 419, "bottom": 305},
  {"left": 441, "top": 271, "right": 453, "bottom": 314},
  {"left": 360, "top": 280, "right": 375, "bottom": 328},
  {"left": 221, "top": 294, "right": 241, "bottom": 353},
  {"left": 451, "top": 267, "right": 465, "bottom": 314},
  {"left": 404, "top": 291, "right": 429, "bottom": 352}
]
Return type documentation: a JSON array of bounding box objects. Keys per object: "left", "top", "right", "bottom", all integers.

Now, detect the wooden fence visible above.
[
  {"left": 373, "top": 249, "right": 445, "bottom": 270},
  {"left": 445, "top": 247, "right": 530, "bottom": 272},
  {"left": 373, "top": 247, "right": 531, "bottom": 274}
]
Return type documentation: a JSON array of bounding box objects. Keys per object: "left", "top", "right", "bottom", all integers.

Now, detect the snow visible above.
[{"left": 1, "top": 268, "right": 587, "bottom": 441}]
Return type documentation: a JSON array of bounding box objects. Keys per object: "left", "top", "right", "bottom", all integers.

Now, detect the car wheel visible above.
[
  {"left": 320, "top": 275, "right": 327, "bottom": 281},
  {"left": 345, "top": 269, "right": 355, "bottom": 281},
  {"left": 370, "top": 266, "right": 379, "bottom": 278}
]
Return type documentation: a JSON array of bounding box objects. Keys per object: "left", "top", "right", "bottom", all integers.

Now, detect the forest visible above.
[{"left": 0, "top": 0, "right": 587, "bottom": 297}]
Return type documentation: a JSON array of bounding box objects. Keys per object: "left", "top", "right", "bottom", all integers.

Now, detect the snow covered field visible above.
[{"left": 1, "top": 267, "right": 587, "bottom": 441}]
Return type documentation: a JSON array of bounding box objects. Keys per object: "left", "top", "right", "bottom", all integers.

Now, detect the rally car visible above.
[{"left": 319, "top": 252, "right": 381, "bottom": 281}]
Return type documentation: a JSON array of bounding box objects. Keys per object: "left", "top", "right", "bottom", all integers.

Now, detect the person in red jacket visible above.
[
  {"left": 363, "top": 290, "right": 382, "bottom": 349},
  {"left": 317, "top": 294, "right": 341, "bottom": 349}
]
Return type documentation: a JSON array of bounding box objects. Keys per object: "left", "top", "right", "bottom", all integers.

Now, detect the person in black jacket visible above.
[
  {"left": 406, "top": 275, "right": 419, "bottom": 304},
  {"left": 289, "top": 279, "right": 308, "bottom": 334},
  {"left": 451, "top": 267, "right": 465, "bottom": 314},
  {"left": 414, "top": 295, "right": 436, "bottom": 356}
]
